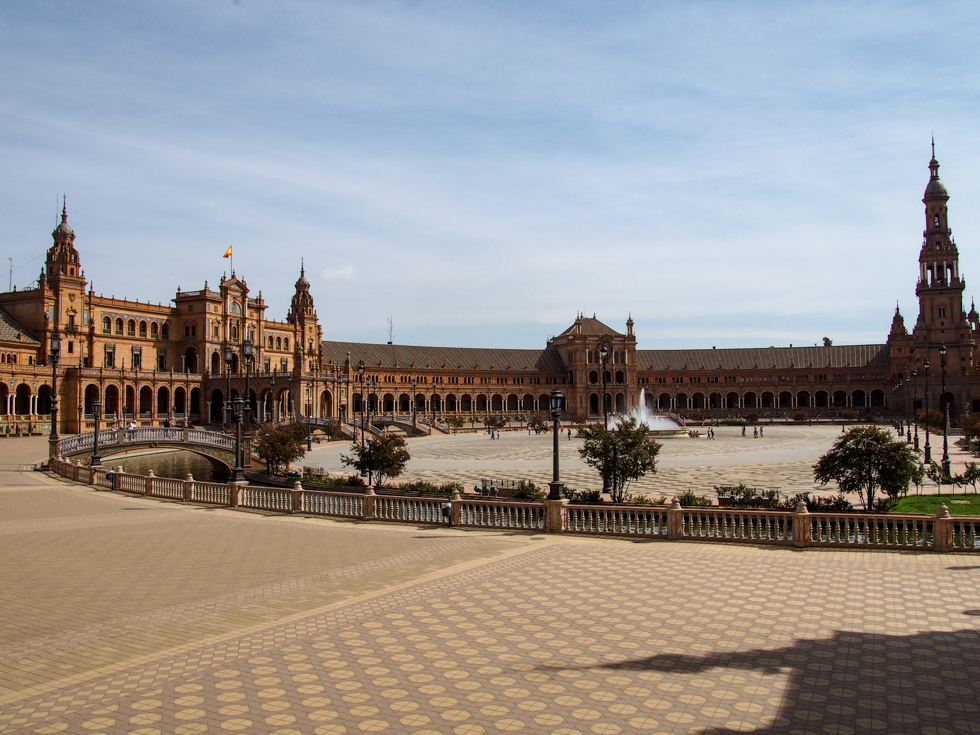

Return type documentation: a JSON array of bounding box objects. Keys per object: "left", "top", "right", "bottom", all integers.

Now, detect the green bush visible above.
[
  {"left": 623, "top": 493, "right": 652, "bottom": 505},
  {"left": 714, "top": 483, "right": 758, "bottom": 499},
  {"left": 792, "top": 412, "right": 808, "bottom": 423},
  {"left": 574, "top": 489, "right": 604, "bottom": 504},
  {"left": 745, "top": 414, "right": 759, "bottom": 424},
  {"left": 513, "top": 480, "right": 545, "bottom": 500},
  {"left": 782, "top": 492, "right": 853, "bottom": 512},
  {"left": 677, "top": 490, "right": 712, "bottom": 507}
]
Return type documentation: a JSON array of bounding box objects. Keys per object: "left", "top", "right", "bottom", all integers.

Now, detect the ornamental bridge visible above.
[{"left": 55, "top": 426, "right": 261, "bottom": 473}]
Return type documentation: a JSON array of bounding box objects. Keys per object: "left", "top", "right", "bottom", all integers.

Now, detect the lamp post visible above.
[
  {"left": 411, "top": 378, "right": 417, "bottom": 431},
  {"left": 357, "top": 360, "right": 366, "bottom": 450},
  {"left": 548, "top": 388, "right": 565, "bottom": 500},
  {"left": 924, "top": 357, "right": 931, "bottom": 463},
  {"left": 242, "top": 338, "right": 253, "bottom": 437},
  {"left": 224, "top": 343, "right": 234, "bottom": 432},
  {"left": 231, "top": 395, "right": 245, "bottom": 483},
  {"left": 941, "top": 343, "right": 950, "bottom": 476},
  {"left": 911, "top": 368, "right": 919, "bottom": 451},
  {"left": 48, "top": 329, "right": 61, "bottom": 458},
  {"left": 91, "top": 400, "right": 103, "bottom": 466},
  {"left": 599, "top": 341, "right": 610, "bottom": 429},
  {"left": 863, "top": 437, "right": 874, "bottom": 510},
  {"left": 269, "top": 368, "right": 277, "bottom": 423},
  {"left": 432, "top": 377, "right": 438, "bottom": 424},
  {"left": 905, "top": 373, "right": 912, "bottom": 443}
]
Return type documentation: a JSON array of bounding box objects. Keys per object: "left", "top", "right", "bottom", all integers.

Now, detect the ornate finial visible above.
[
  {"left": 932, "top": 134, "right": 935, "bottom": 159},
  {"left": 301, "top": 257, "right": 305, "bottom": 277},
  {"left": 62, "top": 195, "right": 67, "bottom": 222}
]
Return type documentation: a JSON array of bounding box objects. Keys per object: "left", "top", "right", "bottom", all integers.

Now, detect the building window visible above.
[
  {"left": 104, "top": 348, "right": 115, "bottom": 368},
  {"left": 150, "top": 323, "right": 158, "bottom": 339},
  {"left": 68, "top": 341, "right": 74, "bottom": 354},
  {"left": 139, "top": 321, "right": 147, "bottom": 338},
  {"left": 132, "top": 350, "right": 142, "bottom": 370},
  {"left": 127, "top": 320, "right": 136, "bottom": 337},
  {"left": 939, "top": 308, "right": 947, "bottom": 318},
  {"left": 114, "top": 318, "right": 123, "bottom": 335},
  {"left": 157, "top": 350, "right": 167, "bottom": 370},
  {"left": 102, "top": 316, "right": 111, "bottom": 334},
  {"left": 161, "top": 324, "right": 169, "bottom": 340}
]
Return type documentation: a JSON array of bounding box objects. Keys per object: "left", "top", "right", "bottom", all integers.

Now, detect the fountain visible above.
[{"left": 612, "top": 388, "right": 687, "bottom": 436}]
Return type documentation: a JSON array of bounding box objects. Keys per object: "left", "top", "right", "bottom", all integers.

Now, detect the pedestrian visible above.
[
  {"left": 742, "top": 425, "right": 746, "bottom": 437},
  {"left": 759, "top": 427, "right": 764, "bottom": 438},
  {"left": 753, "top": 427, "right": 758, "bottom": 438},
  {"left": 568, "top": 429, "right": 571, "bottom": 441}
]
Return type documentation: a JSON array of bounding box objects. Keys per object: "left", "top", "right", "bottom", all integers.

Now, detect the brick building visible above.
[{"left": 0, "top": 148, "right": 975, "bottom": 434}]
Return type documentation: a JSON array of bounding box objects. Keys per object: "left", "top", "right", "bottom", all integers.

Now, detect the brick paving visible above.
[{"left": 2, "top": 437, "right": 980, "bottom": 733}]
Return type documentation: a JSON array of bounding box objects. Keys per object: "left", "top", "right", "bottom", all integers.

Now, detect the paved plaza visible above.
[
  {"left": 1, "top": 436, "right": 980, "bottom": 734},
  {"left": 306, "top": 424, "right": 976, "bottom": 499}
]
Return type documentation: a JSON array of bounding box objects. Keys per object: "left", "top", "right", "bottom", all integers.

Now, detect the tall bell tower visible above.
[{"left": 911, "top": 141, "right": 975, "bottom": 390}]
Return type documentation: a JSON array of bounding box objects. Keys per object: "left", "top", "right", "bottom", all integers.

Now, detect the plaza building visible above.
[{"left": 0, "top": 148, "right": 975, "bottom": 435}]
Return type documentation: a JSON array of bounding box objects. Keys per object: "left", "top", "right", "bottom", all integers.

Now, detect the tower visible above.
[
  {"left": 911, "top": 142, "right": 975, "bottom": 417},
  {"left": 915, "top": 141, "right": 967, "bottom": 337},
  {"left": 287, "top": 262, "right": 321, "bottom": 372},
  {"left": 43, "top": 200, "right": 87, "bottom": 363}
]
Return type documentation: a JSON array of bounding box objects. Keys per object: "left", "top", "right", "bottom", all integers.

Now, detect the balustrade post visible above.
[
  {"left": 228, "top": 481, "right": 240, "bottom": 508},
  {"left": 292, "top": 481, "right": 303, "bottom": 514},
  {"left": 88, "top": 462, "right": 97, "bottom": 486},
  {"left": 145, "top": 469, "right": 154, "bottom": 496},
  {"left": 74, "top": 459, "right": 82, "bottom": 482},
  {"left": 544, "top": 498, "right": 568, "bottom": 533},
  {"left": 182, "top": 425, "right": 190, "bottom": 443},
  {"left": 364, "top": 485, "right": 376, "bottom": 520},
  {"left": 934, "top": 503, "right": 953, "bottom": 552},
  {"left": 183, "top": 473, "right": 193, "bottom": 502},
  {"left": 450, "top": 488, "right": 462, "bottom": 526},
  {"left": 792, "top": 500, "right": 811, "bottom": 548},
  {"left": 667, "top": 497, "right": 683, "bottom": 540},
  {"left": 113, "top": 467, "right": 124, "bottom": 492}
]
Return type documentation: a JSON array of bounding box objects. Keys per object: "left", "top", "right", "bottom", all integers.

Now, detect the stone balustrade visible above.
[{"left": 46, "top": 458, "right": 979, "bottom": 551}]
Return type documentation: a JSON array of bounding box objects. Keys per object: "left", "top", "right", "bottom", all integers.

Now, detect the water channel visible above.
[{"left": 110, "top": 449, "right": 226, "bottom": 481}]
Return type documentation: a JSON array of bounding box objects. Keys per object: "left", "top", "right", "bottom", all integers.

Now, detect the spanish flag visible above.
[{"left": 223, "top": 245, "right": 232, "bottom": 258}]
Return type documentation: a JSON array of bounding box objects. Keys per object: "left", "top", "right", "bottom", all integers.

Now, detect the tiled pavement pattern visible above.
[
  {"left": 3, "top": 451, "right": 980, "bottom": 734},
  {"left": 306, "top": 426, "right": 894, "bottom": 498}
]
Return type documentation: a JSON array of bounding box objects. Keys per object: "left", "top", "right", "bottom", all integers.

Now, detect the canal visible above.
[{"left": 110, "top": 449, "right": 226, "bottom": 481}]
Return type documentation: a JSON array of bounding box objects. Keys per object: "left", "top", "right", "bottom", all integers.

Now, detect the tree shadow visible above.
[{"left": 552, "top": 629, "right": 980, "bottom": 734}]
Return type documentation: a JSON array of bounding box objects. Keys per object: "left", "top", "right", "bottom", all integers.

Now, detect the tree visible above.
[
  {"left": 910, "top": 463, "right": 925, "bottom": 496},
  {"left": 253, "top": 422, "right": 307, "bottom": 475},
  {"left": 577, "top": 415, "right": 662, "bottom": 503},
  {"left": 813, "top": 426, "right": 919, "bottom": 510},
  {"left": 961, "top": 414, "right": 980, "bottom": 448},
  {"left": 342, "top": 434, "right": 410, "bottom": 487},
  {"left": 925, "top": 461, "right": 946, "bottom": 493},
  {"left": 962, "top": 463, "right": 980, "bottom": 494}
]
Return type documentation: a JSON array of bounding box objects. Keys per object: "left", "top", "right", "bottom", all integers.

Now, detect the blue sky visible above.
[{"left": 1, "top": 1, "right": 979, "bottom": 349}]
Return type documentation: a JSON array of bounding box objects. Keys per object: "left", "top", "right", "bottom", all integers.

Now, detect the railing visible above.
[
  {"left": 191, "top": 482, "right": 229, "bottom": 504},
  {"left": 567, "top": 506, "right": 669, "bottom": 536},
  {"left": 42, "top": 460, "right": 980, "bottom": 552},
  {"left": 680, "top": 509, "right": 794, "bottom": 543},
  {"left": 58, "top": 427, "right": 237, "bottom": 456},
  {"left": 302, "top": 491, "right": 363, "bottom": 517},
  {"left": 375, "top": 496, "right": 444, "bottom": 523},
  {"left": 459, "top": 501, "right": 545, "bottom": 530},
  {"left": 808, "top": 513, "right": 932, "bottom": 549},
  {"left": 240, "top": 487, "right": 293, "bottom": 512}
]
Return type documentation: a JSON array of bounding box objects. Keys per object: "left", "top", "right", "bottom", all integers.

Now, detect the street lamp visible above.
[
  {"left": 231, "top": 395, "right": 245, "bottom": 482},
  {"left": 269, "top": 368, "right": 277, "bottom": 423},
  {"left": 941, "top": 343, "right": 950, "bottom": 475},
  {"left": 905, "top": 373, "right": 912, "bottom": 443},
  {"left": 863, "top": 437, "right": 875, "bottom": 510},
  {"left": 432, "top": 376, "right": 438, "bottom": 424},
  {"left": 357, "top": 360, "right": 366, "bottom": 451},
  {"left": 224, "top": 343, "right": 234, "bottom": 432},
  {"left": 924, "top": 357, "right": 931, "bottom": 463},
  {"left": 911, "top": 368, "right": 919, "bottom": 451},
  {"left": 48, "top": 329, "right": 61, "bottom": 458},
  {"left": 599, "top": 341, "right": 610, "bottom": 429},
  {"left": 242, "top": 338, "right": 253, "bottom": 437},
  {"left": 548, "top": 388, "right": 565, "bottom": 500},
  {"left": 411, "top": 378, "right": 418, "bottom": 431},
  {"left": 91, "top": 400, "right": 103, "bottom": 466}
]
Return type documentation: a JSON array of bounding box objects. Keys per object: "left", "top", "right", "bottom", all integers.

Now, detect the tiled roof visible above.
[
  {"left": 556, "top": 316, "right": 623, "bottom": 337},
  {"left": 0, "top": 306, "right": 38, "bottom": 344},
  {"left": 321, "top": 341, "right": 566, "bottom": 372},
  {"left": 636, "top": 344, "right": 890, "bottom": 371}
]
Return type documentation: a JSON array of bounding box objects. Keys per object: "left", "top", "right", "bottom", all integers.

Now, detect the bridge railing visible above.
[
  {"left": 43, "top": 460, "right": 980, "bottom": 552},
  {"left": 57, "top": 427, "right": 238, "bottom": 457}
]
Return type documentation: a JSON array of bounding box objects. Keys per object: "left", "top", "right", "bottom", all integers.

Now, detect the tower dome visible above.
[{"left": 924, "top": 139, "right": 948, "bottom": 200}]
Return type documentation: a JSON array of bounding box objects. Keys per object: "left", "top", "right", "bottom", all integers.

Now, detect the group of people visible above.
[{"left": 740, "top": 425, "right": 764, "bottom": 438}]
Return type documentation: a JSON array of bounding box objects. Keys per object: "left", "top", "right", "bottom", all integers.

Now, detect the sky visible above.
[{"left": 1, "top": 1, "right": 979, "bottom": 350}]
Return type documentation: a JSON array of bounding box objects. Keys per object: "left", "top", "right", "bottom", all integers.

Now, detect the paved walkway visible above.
[
  {"left": 2, "top": 437, "right": 980, "bottom": 734},
  {"left": 307, "top": 425, "right": 978, "bottom": 499}
]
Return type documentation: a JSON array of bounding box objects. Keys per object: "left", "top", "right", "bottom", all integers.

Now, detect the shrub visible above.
[
  {"left": 623, "top": 493, "right": 652, "bottom": 505},
  {"left": 575, "top": 489, "right": 604, "bottom": 504},
  {"left": 513, "top": 480, "right": 545, "bottom": 500},
  {"left": 792, "top": 412, "right": 808, "bottom": 423},
  {"left": 677, "top": 490, "right": 712, "bottom": 507},
  {"left": 714, "top": 483, "right": 758, "bottom": 499},
  {"left": 570, "top": 412, "right": 590, "bottom": 425},
  {"left": 783, "top": 492, "right": 853, "bottom": 512},
  {"left": 746, "top": 414, "right": 759, "bottom": 424},
  {"left": 843, "top": 409, "right": 858, "bottom": 421},
  {"left": 649, "top": 495, "right": 669, "bottom": 505},
  {"left": 688, "top": 410, "right": 706, "bottom": 423}
]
